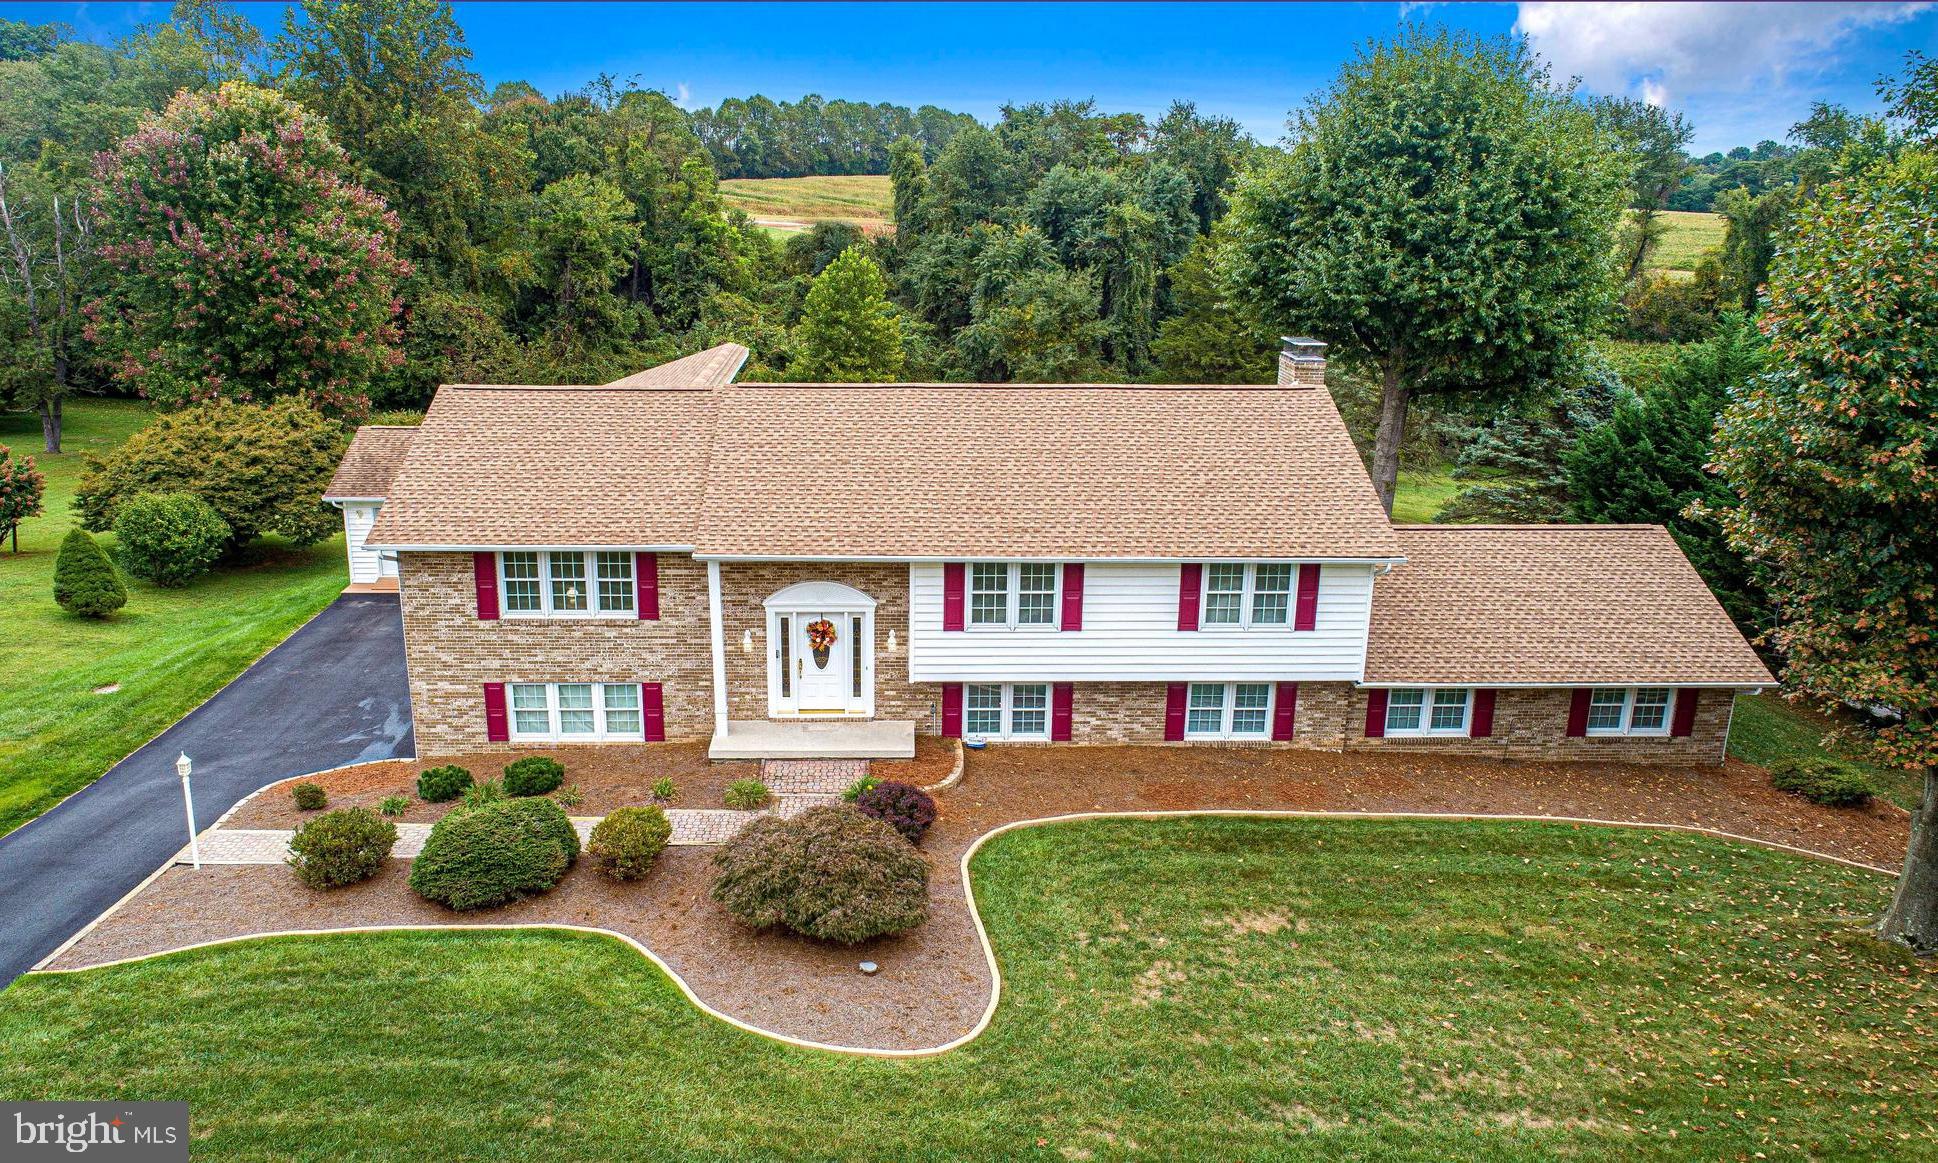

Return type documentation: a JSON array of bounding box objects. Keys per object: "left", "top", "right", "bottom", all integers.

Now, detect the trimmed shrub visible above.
[
  {"left": 416, "top": 764, "right": 473, "bottom": 803},
  {"left": 111, "top": 491, "right": 230, "bottom": 586},
  {"left": 503, "top": 755, "right": 565, "bottom": 797},
  {"left": 408, "top": 797, "right": 579, "bottom": 911},
  {"left": 841, "top": 773, "right": 881, "bottom": 803},
  {"left": 291, "top": 782, "right": 328, "bottom": 811},
  {"left": 711, "top": 805, "right": 929, "bottom": 944},
  {"left": 461, "top": 779, "right": 505, "bottom": 811},
  {"left": 377, "top": 794, "right": 409, "bottom": 817},
  {"left": 651, "top": 777, "right": 677, "bottom": 802},
  {"left": 53, "top": 528, "right": 126, "bottom": 618},
  {"left": 854, "top": 780, "right": 937, "bottom": 844},
  {"left": 1769, "top": 758, "right": 1876, "bottom": 808},
  {"left": 587, "top": 806, "right": 672, "bottom": 881},
  {"left": 286, "top": 808, "right": 396, "bottom": 889},
  {"left": 723, "top": 779, "right": 771, "bottom": 810}
]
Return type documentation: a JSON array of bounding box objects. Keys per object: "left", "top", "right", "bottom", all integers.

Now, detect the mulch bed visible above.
[
  {"left": 54, "top": 746, "right": 1909, "bottom": 1052},
  {"left": 230, "top": 737, "right": 958, "bottom": 829}
]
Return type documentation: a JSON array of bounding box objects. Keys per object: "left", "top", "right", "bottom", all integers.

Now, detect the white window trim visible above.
[
  {"left": 507, "top": 681, "right": 644, "bottom": 742},
  {"left": 1183, "top": 681, "right": 1276, "bottom": 740},
  {"left": 1198, "top": 563, "right": 1300, "bottom": 630},
  {"left": 963, "top": 682, "right": 1052, "bottom": 741},
  {"left": 966, "top": 562, "right": 1063, "bottom": 631},
  {"left": 1383, "top": 687, "right": 1472, "bottom": 737},
  {"left": 499, "top": 551, "right": 636, "bottom": 619},
  {"left": 1586, "top": 686, "right": 1675, "bottom": 737}
]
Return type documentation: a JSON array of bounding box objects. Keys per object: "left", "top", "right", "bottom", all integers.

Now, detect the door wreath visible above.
[{"left": 806, "top": 618, "right": 837, "bottom": 668}]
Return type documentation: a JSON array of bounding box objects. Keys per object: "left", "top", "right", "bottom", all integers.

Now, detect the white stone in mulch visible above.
[{"left": 760, "top": 759, "right": 868, "bottom": 796}]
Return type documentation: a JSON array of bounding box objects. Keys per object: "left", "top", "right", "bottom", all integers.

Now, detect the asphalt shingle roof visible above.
[{"left": 322, "top": 426, "right": 417, "bottom": 501}]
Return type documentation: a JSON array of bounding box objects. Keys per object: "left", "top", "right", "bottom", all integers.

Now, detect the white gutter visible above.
[{"left": 1355, "top": 681, "right": 1769, "bottom": 691}]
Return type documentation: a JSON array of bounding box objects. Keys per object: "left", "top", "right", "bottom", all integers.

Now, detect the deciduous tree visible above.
[
  {"left": 0, "top": 442, "right": 43, "bottom": 551},
  {"left": 792, "top": 246, "right": 903, "bottom": 382},
  {"left": 1711, "top": 153, "right": 1938, "bottom": 953},
  {"left": 1229, "top": 28, "right": 1626, "bottom": 513}
]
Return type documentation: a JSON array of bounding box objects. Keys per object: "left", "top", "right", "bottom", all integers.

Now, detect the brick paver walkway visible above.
[{"left": 761, "top": 759, "right": 868, "bottom": 795}]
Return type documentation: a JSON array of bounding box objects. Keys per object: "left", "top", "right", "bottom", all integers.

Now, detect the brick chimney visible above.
[{"left": 1276, "top": 336, "right": 1327, "bottom": 388}]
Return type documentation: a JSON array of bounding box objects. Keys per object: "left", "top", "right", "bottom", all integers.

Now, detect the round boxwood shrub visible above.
[
  {"left": 111, "top": 491, "right": 230, "bottom": 586},
  {"left": 53, "top": 528, "right": 126, "bottom": 618},
  {"left": 1769, "top": 757, "right": 1876, "bottom": 808},
  {"left": 853, "top": 780, "right": 937, "bottom": 844},
  {"left": 408, "top": 797, "right": 580, "bottom": 911},
  {"left": 286, "top": 807, "right": 396, "bottom": 889},
  {"left": 587, "top": 806, "right": 672, "bottom": 881},
  {"left": 711, "top": 805, "right": 929, "bottom": 944},
  {"left": 503, "top": 755, "right": 565, "bottom": 797},
  {"left": 291, "top": 781, "right": 328, "bottom": 811},
  {"left": 416, "top": 764, "right": 472, "bottom": 803}
]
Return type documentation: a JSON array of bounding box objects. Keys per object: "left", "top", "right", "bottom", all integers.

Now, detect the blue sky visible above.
[{"left": 19, "top": 2, "right": 1938, "bottom": 153}]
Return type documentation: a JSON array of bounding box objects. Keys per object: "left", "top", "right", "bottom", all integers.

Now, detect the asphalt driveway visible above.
[{"left": 0, "top": 593, "right": 413, "bottom": 985}]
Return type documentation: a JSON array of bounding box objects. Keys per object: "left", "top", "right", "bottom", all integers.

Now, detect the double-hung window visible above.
[
  {"left": 500, "top": 551, "right": 635, "bottom": 617},
  {"left": 1184, "top": 682, "right": 1274, "bottom": 739},
  {"left": 508, "top": 682, "right": 642, "bottom": 741},
  {"left": 968, "top": 563, "right": 1060, "bottom": 629},
  {"left": 1201, "top": 563, "right": 1297, "bottom": 627},
  {"left": 963, "top": 683, "right": 1050, "bottom": 740},
  {"left": 1586, "top": 687, "right": 1673, "bottom": 736},
  {"left": 1383, "top": 688, "right": 1471, "bottom": 736}
]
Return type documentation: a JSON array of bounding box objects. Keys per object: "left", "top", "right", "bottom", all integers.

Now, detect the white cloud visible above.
[
  {"left": 1515, "top": 2, "right": 1929, "bottom": 105},
  {"left": 675, "top": 82, "right": 691, "bottom": 106}
]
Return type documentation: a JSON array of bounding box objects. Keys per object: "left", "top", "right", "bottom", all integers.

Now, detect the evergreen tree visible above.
[
  {"left": 52, "top": 526, "right": 125, "bottom": 617},
  {"left": 792, "top": 247, "right": 904, "bottom": 382},
  {"left": 1435, "top": 364, "right": 1628, "bottom": 524},
  {"left": 1229, "top": 28, "right": 1627, "bottom": 513},
  {"left": 1150, "top": 230, "right": 1274, "bottom": 384},
  {"left": 1566, "top": 318, "right": 1768, "bottom": 630}
]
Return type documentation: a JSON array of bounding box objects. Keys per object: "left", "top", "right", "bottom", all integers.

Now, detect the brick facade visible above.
[{"left": 399, "top": 552, "right": 1738, "bottom": 764}]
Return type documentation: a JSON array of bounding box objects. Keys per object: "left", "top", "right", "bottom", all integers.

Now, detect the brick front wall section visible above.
[
  {"left": 1340, "top": 685, "right": 1735, "bottom": 764},
  {"left": 399, "top": 552, "right": 1737, "bottom": 764},
  {"left": 400, "top": 552, "right": 716, "bottom": 751},
  {"left": 718, "top": 562, "right": 936, "bottom": 729}
]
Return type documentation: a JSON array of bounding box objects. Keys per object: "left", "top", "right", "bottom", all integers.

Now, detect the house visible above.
[{"left": 339, "top": 338, "right": 1772, "bottom": 762}]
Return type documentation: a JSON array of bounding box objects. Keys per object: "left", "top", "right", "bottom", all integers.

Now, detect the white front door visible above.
[{"left": 792, "top": 611, "right": 852, "bottom": 713}]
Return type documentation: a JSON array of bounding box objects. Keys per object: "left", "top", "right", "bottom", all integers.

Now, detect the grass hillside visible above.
[
  {"left": 721, "top": 175, "right": 894, "bottom": 237},
  {"left": 1643, "top": 210, "right": 1726, "bottom": 277},
  {"left": 2, "top": 819, "right": 1927, "bottom": 1159},
  {"left": 0, "top": 401, "right": 345, "bottom": 835}
]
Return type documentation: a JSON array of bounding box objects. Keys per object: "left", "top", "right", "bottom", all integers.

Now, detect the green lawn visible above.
[
  {"left": 1390, "top": 464, "right": 1461, "bottom": 524},
  {"left": 0, "top": 400, "right": 346, "bottom": 835},
  {"left": 0, "top": 818, "right": 1927, "bottom": 1160},
  {"left": 1727, "top": 691, "right": 1922, "bottom": 810},
  {"left": 1642, "top": 210, "right": 1726, "bottom": 277}
]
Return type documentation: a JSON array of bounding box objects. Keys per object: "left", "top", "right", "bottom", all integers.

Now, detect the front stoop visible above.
[{"left": 708, "top": 719, "right": 915, "bottom": 761}]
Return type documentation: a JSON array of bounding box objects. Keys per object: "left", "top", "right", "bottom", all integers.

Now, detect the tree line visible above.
[{"left": 690, "top": 94, "right": 977, "bottom": 178}]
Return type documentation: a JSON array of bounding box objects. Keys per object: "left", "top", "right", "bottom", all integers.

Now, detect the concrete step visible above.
[{"left": 708, "top": 719, "right": 915, "bottom": 760}]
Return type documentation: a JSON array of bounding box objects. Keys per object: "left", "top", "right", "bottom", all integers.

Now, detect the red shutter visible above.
[
  {"left": 1164, "top": 683, "right": 1188, "bottom": 741},
  {"left": 1566, "top": 688, "right": 1591, "bottom": 737},
  {"left": 483, "top": 682, "right": 509, "bottom": 742},
  {"left": 636, "top": 552, "right": 659, "bottom": 620},
  {"left": 1364, "top": 689, "right": 1388, "bottom": 738},
  {"left": 473, "top": 552, "right": 500, "bottom": 620},
  {"left": 1294, "top": 563, "right": 1321, "bottom": 631},
  {"left": 1060, "top": 563, "right": 1084, "bottom": 631},
  {"left": 940, "top": 683, "right": 963, "bottom": 737},
  {"left": 1670, "top": 689, "right": 1698, "bottom": 737},
  {"left": 1177, "top": 563, "right": 1202, "bottom": 631},
  {"left": 641, "top": 682, "right": 665, "bottom": 742},
  {"left": 1470, "top": 689, "right": 1496, "bottom": 738},
  {"left": 1272, "top": 682, "right": 1298, "bottom": 741},
  {"left": 1051, "top": 682, "right": 1074, "bottom": 741},
  {"left": 942, "top": 563, "right": 966, "bottom": 631}
]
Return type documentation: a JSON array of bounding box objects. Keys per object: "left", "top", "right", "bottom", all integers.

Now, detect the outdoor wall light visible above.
[
  {"left": 742, "top": 629, "right": 754, "bottom": 654},
  {"left": 887, "top": 630, "right": 897, "bottom": 653}
]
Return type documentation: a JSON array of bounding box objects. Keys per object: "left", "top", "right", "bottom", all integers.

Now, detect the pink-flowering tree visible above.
[
  {"left": 0, "top": 444, "right": 45, "bottom": 553},
  {"left": 88, "top": 82, "right": 409, "bottom": 418}
]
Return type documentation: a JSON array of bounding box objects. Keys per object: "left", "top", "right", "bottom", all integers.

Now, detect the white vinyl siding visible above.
[
  {"left": 340, "top": 503, "right": 393, "bottom": 584},
  {"left": 508, "top": 682, "right": 642, "bottom": 742},
  {"left": 500, "top": 551, "right": 635, "bottom": 618},
  {"left": 963, "top": 682, "right": 1050, "bottom": 740},
  {"left": 911, "top": 562, "right": 1375, "bottom": 682},
  {"left": 1385, "top": 688, "right": 1471, "bottom": 737},
  {"left": 1586, "top": 687, "right": 1673, "bottom": 736}
]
